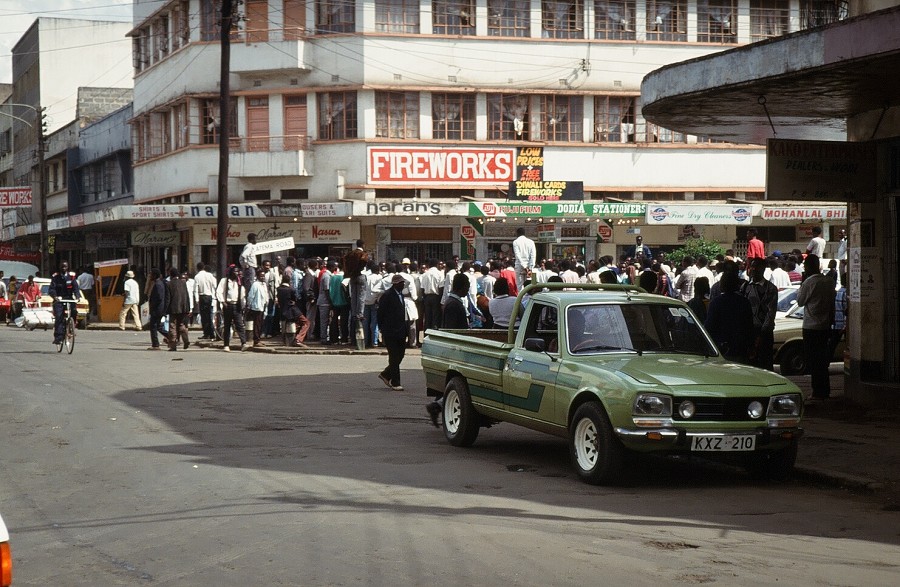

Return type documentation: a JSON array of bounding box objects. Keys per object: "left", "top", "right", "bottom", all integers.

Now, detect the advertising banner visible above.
[
  {"left": 254, "top": 237, "right": 296, "bottom": 255},
  {"left": 192, "top": 222, "right": 359, "bottom": 246},
  {"left": 469, "top": 201, "right": 645, "bottom": 219},
  {"left": 0, "top": 187, "right": 32, "bottom": 207},
  {"left": 645, "top": 204, "right": 756, "bottom": 225},
  {"left": 760, "top": 206, "right": 847, "bottom": 221},
  {"left": 766, "top": 139, "right": 876, "bottom": 201},
  {"left": 132, "top": 231, "right": 180, "bottom": 247},
  {"left": 368, "top": 147, "right": 516, "bottom": 184},
  {"left": 508, "top": 180, "right": 584, "bottom": 201}
]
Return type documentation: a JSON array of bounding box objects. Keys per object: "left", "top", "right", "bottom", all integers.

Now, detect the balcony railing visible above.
[
  {"left": 231, "top": 27, "right": 307, "bottom": 44},
  {"left": 749, "top": 7, "right": 790, "bottom": 42},
  {"left": 230, "top": 135, "right": 311, "bottom": 152}
]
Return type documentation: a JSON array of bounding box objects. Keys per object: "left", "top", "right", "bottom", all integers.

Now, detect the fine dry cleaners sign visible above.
[
  {"left": 368, "top": 147, "right": 515, "bottom": 184},
  {"left": 766, "top": 139, "right": 876, "bottom": 201}
]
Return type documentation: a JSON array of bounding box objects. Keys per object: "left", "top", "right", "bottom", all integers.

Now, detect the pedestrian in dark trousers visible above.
[
  {"left": 705, "top": 271, "right": 754, "bottom": 364},
  {"left": 165, "top": 267, "right": 191, "bottom": 351},
  {"left": 147, "top": 268, "right": 168, "bottom": 350},
  {"left": 216, "top": 265, "right": 247, "bottom": 352},
  {"left": 377, "top": 273, "right": 408, "bottom": 391},
  {"left": 797, "top": 254, "right": 835, "bottom": 399},
  {"left": 741, "top": 257, "right": 778, "bottom": 371}
]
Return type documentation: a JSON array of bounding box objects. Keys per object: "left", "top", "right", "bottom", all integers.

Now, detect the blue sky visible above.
[{"left": 0, "top": 0, "right": 134, "bottom": 84}]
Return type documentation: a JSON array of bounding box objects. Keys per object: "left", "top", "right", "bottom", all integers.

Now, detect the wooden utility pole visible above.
[{"left": 216, "top": 0, "right": 234, "bottom": 277}]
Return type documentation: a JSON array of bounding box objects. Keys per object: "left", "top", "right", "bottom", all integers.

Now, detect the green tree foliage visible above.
[{"left": 666, "top": 237, "right": 726, "bottom": 266}]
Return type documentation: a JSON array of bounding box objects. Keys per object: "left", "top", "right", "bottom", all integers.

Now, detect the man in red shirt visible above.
[{"left": 746, "top": 228, "right": 766, "bottom": 260}]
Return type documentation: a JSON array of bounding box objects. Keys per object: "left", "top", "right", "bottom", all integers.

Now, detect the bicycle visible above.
[{"left": 55, "top": 299, "right": 78, "bottom": 354}]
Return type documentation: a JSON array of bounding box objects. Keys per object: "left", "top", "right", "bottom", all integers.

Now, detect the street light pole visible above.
[{"left": 216, "top": 0, "right": 234, "bottom": 277}]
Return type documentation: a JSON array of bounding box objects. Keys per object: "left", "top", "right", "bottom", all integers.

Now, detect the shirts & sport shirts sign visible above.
[{"left": 368, "top": 147, "right": 516, "bottom": 184}]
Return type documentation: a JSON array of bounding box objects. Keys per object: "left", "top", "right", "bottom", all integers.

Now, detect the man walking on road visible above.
[
  {"left": 512, "top": 227, "right": 536, "bottom": 290},
  {"left": 193, "top": 263, "right": 217, "bottom": 340},
  {"left": 797, "top": 254, "right": 835, "bottom": 400},
  {"left": 164, "top": 267, "right": 192, "bottom": 351},
  {"left": 239, "top": 233, "right": 258, "bottom": 299},
  {"left": 741, "top": 258, "right": 778, "bottom": 371},
  {"left": 147, "top": 268, "right": 168, "bottom": 350},
  {"left": 377, "top": 273, "right": 408, "bottom": 391},
  {"left": 119, "top": 270, "right": 142, "bottom": 331}
]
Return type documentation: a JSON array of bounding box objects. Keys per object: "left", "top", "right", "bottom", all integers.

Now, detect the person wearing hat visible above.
[
  {"left": 376, "top": 273, "right": 409, "bottom": 391},
  {"left": 119, "top": 269, "right": 142, "bottom": 331}
]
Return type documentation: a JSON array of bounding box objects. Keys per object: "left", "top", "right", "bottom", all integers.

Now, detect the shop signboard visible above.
[
  {"left": 516, "top": 147, "right": 543, "bottom": 181},
  {"left": 192, "top": 222, "right": 359, "bottom": 246},
  {"left": 766, "top": 139, "right": 876, "bottom": 202},
  {"left": 254, "top": 237, "right": 296, "bottom": 255},
  {"left": 469, "top": 201, "right": 645, "bottom": 219},
  {"left": 118, "top": 204, "right": 264, "bottom": 220},
  {"left": 357, "top": 200, "right": 468, "bottom": 217},
  {"left": 508, "top": 180, "right": 583, "bottom": 201},
  {"left": 759, "top": 206, "right": 847, "bottom": 221},
  {"left": 645, "top": 204, "right": 756, "bottom": 225},
  {"left": 536, "top": 223, "right": 559, "bottom": 243},
  {"left": 300, "top": 202, "right": 353, "bottom": 218},
  {"left": 0, "top": 245, "right": 40, "bottom": 263},
  {"left": 132, "top": 230, "right": 180, "bottom": 247},
  {"left": 0, "top": 187, "right": 31, "bottom": 207},
  {"left": 368, "top": 147, "right": 516, "bottom": 184}
]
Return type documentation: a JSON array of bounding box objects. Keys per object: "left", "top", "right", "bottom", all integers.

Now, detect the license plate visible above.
[{"left": 691, "top": 435, "right": 755, "bottom": 452}]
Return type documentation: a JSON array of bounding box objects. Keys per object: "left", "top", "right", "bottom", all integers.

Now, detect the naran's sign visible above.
[
  {"left": 368, "top": 147, "right": 515, "bottom": 184},
  {"left": 0, "top": 187, "right": 32, "bottom": 207}
]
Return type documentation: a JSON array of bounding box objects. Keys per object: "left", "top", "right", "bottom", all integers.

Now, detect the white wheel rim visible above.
[
  {"left": 574, "top": 417, "right": 599, "bottom": 471},
  {"left": 445, "top": 390, "right": 461, "bottom": 435}
]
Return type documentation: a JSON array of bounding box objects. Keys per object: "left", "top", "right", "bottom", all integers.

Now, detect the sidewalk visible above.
[{"left": 86, "top": 321, "right": 899, "bottom": 503}]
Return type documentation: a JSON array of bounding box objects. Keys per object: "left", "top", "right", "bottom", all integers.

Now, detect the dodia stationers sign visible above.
[{"left": 766, "top": 139, "right": 876, "bottom": 202}]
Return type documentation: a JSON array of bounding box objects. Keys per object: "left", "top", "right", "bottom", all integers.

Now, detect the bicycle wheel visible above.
[{"left": 65, "top": 316, "right": 76, "bottom": 354}]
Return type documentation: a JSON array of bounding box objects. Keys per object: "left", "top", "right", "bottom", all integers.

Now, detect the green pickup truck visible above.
[{"left": 421, "top": 283, "right": 804, "bottom": 485}]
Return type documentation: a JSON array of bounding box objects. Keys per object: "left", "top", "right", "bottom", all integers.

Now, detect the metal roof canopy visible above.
[{"left": 641, "top": 6, "right": 900, "bottom": 144}]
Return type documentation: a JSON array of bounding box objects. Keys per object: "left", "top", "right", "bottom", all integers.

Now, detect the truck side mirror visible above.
[{"left": 524, "top": 337, "right": 546, "bottom": 352}]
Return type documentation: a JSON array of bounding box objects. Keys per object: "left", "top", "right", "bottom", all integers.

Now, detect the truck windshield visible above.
[{"left": 566, "top": 303, "right": 716, "bottom": 356}]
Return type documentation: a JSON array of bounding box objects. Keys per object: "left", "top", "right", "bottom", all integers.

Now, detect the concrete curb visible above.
[{"left": 793, "top": 465, "right": 885, "bottom": 492}]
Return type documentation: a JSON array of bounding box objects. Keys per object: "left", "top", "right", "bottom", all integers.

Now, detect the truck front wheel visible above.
[
  {"left": 444, "top": 377, "right": 480, "bottom": 447},
  {"left": 569, "top": 402, "right": 625, "bottom": 485}
]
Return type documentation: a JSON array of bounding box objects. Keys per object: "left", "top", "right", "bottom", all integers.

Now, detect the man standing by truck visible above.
[{"left": 512, "top": 227, "right": 536, "bottom": 290}]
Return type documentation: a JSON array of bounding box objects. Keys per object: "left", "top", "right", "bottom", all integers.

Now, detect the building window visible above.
[
  {"left": 595, "top": 0, "right": 635, "bottom": 40},
  {"left": 432, "top": 93, "right": 475, "bottom": 140},
  {"left": 433, "top": 0, "right": 476, "bottom": 35},
  {"left": 284, "top": 0, "right": 307, "bottom": 39},
  {"left": 201, "top": 98, "right": 238, "bottom": 145},
  {"left": 642, "top": 191, "right": 681, "bottom": 200},
  {"left": 281, "top": 188, "right": 309, "bottom": 199},
  {"left": 173, "top": 102, "right": 188, "bottom": 149},
  {"left": 643, "top": 122, "right": 686, "bottom": 144},
  {"left": 594, "top": 96, "right": 635, "bottom": 142},
  {"left": 316, "top": 0, "right": 356, "bottom": 33},
  {"left": 0, "top": 129, "right": 10, "bottom": 155},
  {"left": 172, "top": 0, "right": 190, "bottom": 49},
  {"left": 799, "top": 0, "right": 847, "bottom": 30},
  {"left": 539, "top": 95, "right": 583, "bottom": 142},
  {"left": 318, "top": 91, "right": 358, "bottom": 140},
  {"left": 646, "top": 0, "right": 686, "bottom": 41},
  {"left": 750, "top": 0, "right": 789, "bottom": 41},
  {"left": 488, "top": 94, "right": 529, "bottom": 140},
  {"left": 376, "top": 0, "right": 420, "bottom": 33},
  {"left": 697, "top": 0, "right": 737, "bottom": 43},
  {"left": 284, "top": 95, "right": 308, "bottom": 150},
  {"left": 244, "top": 190, "right": 272, "bottom": 201},
  {"left": 488, "top": 0, "right": 530, "bottom": 37},
  {"left": 429, "top": 189, "right": 474, "bottom": 198},
  {"left": 200, "top": 0, "right": 221, "bottom": 41},
  {"left": 542, "top": 0, "right": 584, "bottom": 39},
  {"left": 155, "top": 16, "right": 170, "bottom": 60},
  {"left": 375, "top": 189, "right": 417, "bottom": 198},
  {"left": 376, "top": 92, "right": 419, "bottom": 139}
]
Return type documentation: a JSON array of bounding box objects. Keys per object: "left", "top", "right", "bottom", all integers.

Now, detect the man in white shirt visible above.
[
  {"left": 806, "top": 226, "right": 826, "bottom": 258},
  {"left": 768, "top": 258, "right": 791, "bottom": 289},
  {"left": 835, "top": 228, "right": 847, "bottom": 276},
  {"left": 419, "top": 258, "right": 443, "bottom": 333},
  {"left": 119, "top": 270, "right": 142, "bottom": 331},
  {"left": 512, "top": 227, "right": 537, "bottom": 290},
  {"left": 559, "top": 259, "right": 580, "bottom": 284},
  {"left": 239, "top": 233, "right": 258, "bottom": 297},
  {"left": 674, "top": 256, "right": 699, "bottom": 302},
  {"left": 76, "top": 267, "right": 95, "bottom": 318},
  {"left": 193, "top": 262, "right": 218, "bottom": 339}
]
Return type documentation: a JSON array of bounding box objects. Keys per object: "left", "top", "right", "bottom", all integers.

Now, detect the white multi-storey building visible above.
[{"left": 129, "top": 0, "right": 846, "bottom": 268}]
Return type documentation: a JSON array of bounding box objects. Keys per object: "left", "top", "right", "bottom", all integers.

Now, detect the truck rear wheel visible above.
[
  {"left": 569, "top": 402, "right": 625, "bottom": 485},
  {"left": 443, "top": 376, "right": 480, "bottom": 447}
]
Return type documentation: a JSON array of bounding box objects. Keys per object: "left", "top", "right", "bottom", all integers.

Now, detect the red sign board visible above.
[
  {"left": 0, "top": 187, "right": 32, "bottom": 207},
  {"left": 0, "top": 245, "right": 40, "bottom": 263},
  {"left": 368, "top": 147, "right": 515, "bottom": 184}
]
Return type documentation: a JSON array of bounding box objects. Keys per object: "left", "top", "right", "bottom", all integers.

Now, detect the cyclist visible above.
[{"left": 50, "top": 261, "right": 80, "bottom": 345}]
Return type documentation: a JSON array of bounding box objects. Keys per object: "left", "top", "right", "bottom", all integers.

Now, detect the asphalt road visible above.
[{"left": 1, "top": 327, "right": 898, "bottom": 586}]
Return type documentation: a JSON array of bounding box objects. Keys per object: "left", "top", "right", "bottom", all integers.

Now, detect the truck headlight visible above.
[
  {"left": 633, "top": 394, "right": 672, "bottom": 417},
  {"left": 766, "top": 394, "right": 801, "bottom": 418}
]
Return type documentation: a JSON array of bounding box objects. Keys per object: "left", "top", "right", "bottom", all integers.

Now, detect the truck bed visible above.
[{"left": 420, "top": 328, "right": 513, "bottom": 398}]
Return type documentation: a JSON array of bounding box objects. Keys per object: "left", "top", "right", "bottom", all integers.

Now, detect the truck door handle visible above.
[{"left": 512, "top": 356, "right": 523, "bottom": 363}]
